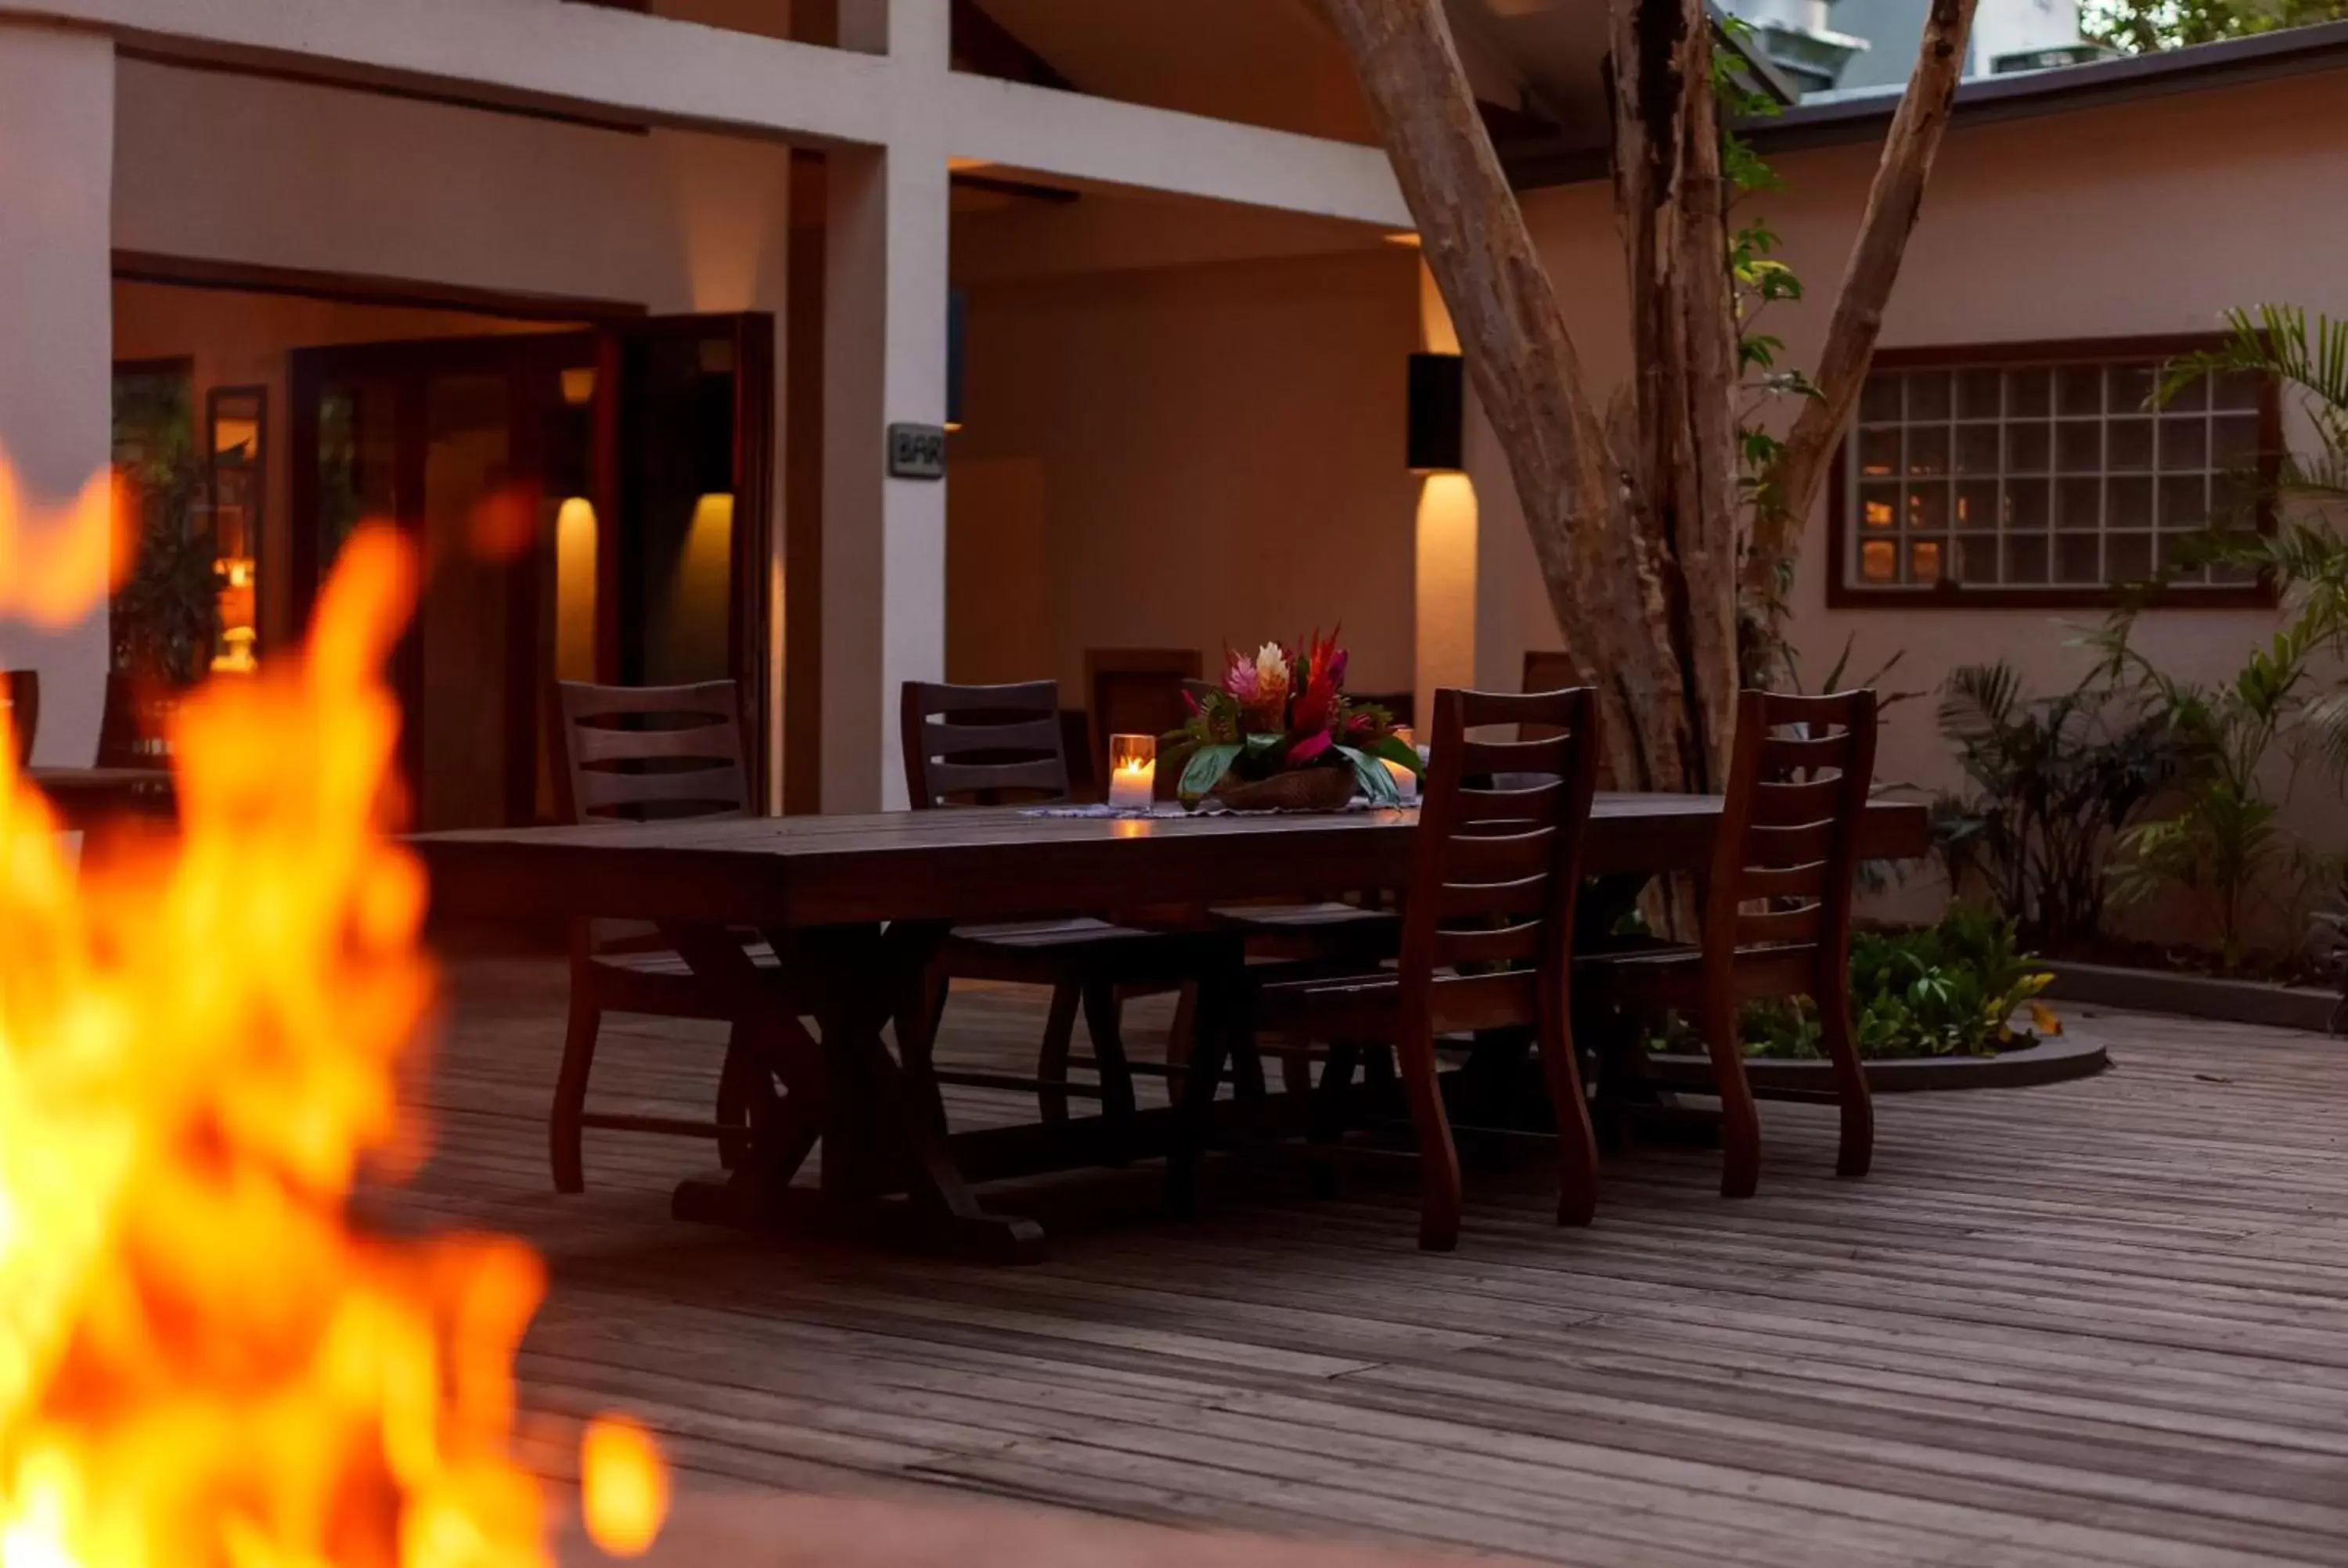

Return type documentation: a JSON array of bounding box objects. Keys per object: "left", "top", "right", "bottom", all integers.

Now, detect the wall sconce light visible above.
[
  {"left": 945, "top": 287, "right": 967, "bottom": 433},
  {"left": 1407, "top": 351, "right": 1464, "bottom": 473}
]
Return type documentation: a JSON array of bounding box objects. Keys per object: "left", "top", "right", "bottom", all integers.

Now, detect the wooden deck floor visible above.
[{"left": 381, "top": 957, "right": 2348, "bottom": 1568}]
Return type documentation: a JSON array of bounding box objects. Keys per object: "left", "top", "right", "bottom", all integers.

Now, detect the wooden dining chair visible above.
[
  {"left": 1178, "top": 686, "right": 1605, "bottom": 1252},
  {"left": 546, "top": 678, "right": 779, "bottom": 1192},
  {"left": 2, "top": 671, "right": 36, "bottom": 768},
  {"left": 1576, "top": 688, "right": 1880, "bottom": 1198},
  {"left": 901, "top": 679, "right": 1229, "bottom": 1131}
]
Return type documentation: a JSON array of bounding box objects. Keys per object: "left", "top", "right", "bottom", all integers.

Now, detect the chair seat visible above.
[
  {"left": 942, "top": 918, "right": 1228, "bottom": 987},
  {"left": 1577, "top": 941, "right": 1823, "bottom": 1005},
  {"left": 1212, "top": 901, "right": 1394, "bottom": 933},
  {"left": 593, "top": 939, "right": 781, "bottom": 977},
  {"left": 1254, "top": 968, "right": 1403, "bottom": 1043}
]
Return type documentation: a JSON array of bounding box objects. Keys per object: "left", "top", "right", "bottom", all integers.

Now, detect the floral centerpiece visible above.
[{"left": 1168, "top": 631, "right": 1421, "bottom": 810}]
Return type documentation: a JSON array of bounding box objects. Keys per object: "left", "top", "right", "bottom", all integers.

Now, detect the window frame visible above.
[{"left": 1826, "top": 333, "right": 2281, "bottom": 611}]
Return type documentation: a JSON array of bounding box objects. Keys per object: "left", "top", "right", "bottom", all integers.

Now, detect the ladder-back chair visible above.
[
  {"left": 547, "top": 679, "right": 778, "bottom": 1192},
  {"left": 901, "top": 679, "right": 1227, "bottom": 1131},
  {"left": 1179, "top": 686, "right": 1604, "bottom": 1251},
  {"left": 1577, "top": 688, "right": 1880, "bottom": 1196}
]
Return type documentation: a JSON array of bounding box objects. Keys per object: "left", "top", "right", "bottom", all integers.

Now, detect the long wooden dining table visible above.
[{"left": 414, "top": 796, "right": 1931, "bottom": 1261}]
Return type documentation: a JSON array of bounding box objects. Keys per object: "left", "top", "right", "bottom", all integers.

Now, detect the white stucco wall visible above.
[{"left": 1475, "top": 67, "right": 2348, "bottom": 925}]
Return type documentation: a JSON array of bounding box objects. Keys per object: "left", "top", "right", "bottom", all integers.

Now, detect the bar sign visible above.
[{"left": 887, "top": 423, "right": 948, "bottom": 480}]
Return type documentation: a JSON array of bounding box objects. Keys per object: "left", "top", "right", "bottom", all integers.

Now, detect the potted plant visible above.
[{"left": 1168, "top": 632, "right": 1421, "bottom": 811}]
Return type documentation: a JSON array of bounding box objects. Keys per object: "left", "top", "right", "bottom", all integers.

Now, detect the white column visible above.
[
  {"left": 819, "top": 0, "right": 950, "bottom": 813},
  {"left": 0, "top": 24, "right": 115, "bottom": 768}
]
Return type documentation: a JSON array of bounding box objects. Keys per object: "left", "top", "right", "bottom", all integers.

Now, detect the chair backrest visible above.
[
  {"left": 1705, "top": 688, "right": 1879, "bottom": 969},
  {"left": 1400, "top": 687, "right": 1601, "bottom": 1036},
  {"left": 2, "top": 671, "right": 36, "bottom": 768},
  {"left": 94, "top": 672, "right": 177, "bottom": 769},
  {"left": 551, "top": 680, "right": 752, "bottom": 823},
  {"left": 901, "top": 679, "right": 1072, "bottom": 808},
  {"left": 1085, "top": 647, "right": 1200, "bottom": 786}
]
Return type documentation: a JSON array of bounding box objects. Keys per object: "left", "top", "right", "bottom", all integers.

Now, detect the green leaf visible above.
[
  {"left": 1178, "top": 743, "right": 1240, "bottom": 803},
  {"left": 1362, "top": 732, "right": 1424, "bottom": 776},
  {"left": 1336, "top": 745, "right": 1399, "bottom": 807}
]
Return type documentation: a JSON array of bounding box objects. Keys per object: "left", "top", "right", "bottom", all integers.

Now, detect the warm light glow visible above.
[
  {"left": 1384, "top": 725, "right": 1419, "bottom": 801},
  {"left": 559, "top": 368, "right": 598, "bottom": 408},
  {"left": 554, "top": 497, "right": 600, "bottom": 683},
  {"left": 0, "top": 473, "right": 664, "bottom": 1566},
  {"left": 1414, "top": 473, "right": 1478, "bottom": 729},
  {"left": 1860, "top": 539, "right": 1897, "bottom": 582},
  {"left": 579, "top": 1416, "right": 668, "bottom": 1559},
  {"left": 1417, "top": 261, "right": 1460, "bottom": 358},
  {"left": 1385, "top": 232, "right": 1424, "bottom": 249},
  {"left": 211, "top": 419, "right": 261, "bottom": 462},
  {"left": 1107, "top": 734, "right": 1157, "bottom": 811},
  {"left": 945, "top": 156, "right": 996, "bottom": 172},
  {"left": 0, "top": 456, "right": 127, "bottom": 630}
]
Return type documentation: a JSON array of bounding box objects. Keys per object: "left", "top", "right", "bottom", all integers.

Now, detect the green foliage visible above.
[
  {"left": 110, "top": 371, "right": 221, "bottom": 688},
  {"left": 1934, "top": 660, "right": 2176, "bottom": 950},
  {"left": 2089, "top": 305, "right": 2348, "bottom": 969},
  {"left": 2083, "top": 0, "right": 2348, "bottom": 54},
  {"left": 1655, "top": 907, "right": 2058, "bottom": 1061}
]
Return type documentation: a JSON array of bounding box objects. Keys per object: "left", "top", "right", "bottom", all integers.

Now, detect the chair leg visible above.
[
  {"left": 1167, "top": 981, "right": 1198, "bottom": 1067},
  {"left": 1309, "top": 1042, "right": 1360, "bottom": 1199},
  {"left": 1701, "top": 994, "right": 1761, "bottom": 1199},
  {"left": 1817, "top": 983, "right": 1875, "bottom": 1179},
  {"left": 715, "top": 1020, "right": 755, "bottom": 1169},
  {"left": 552, "top": 995, "right": 601, "bottom": 1195},
  {"left": 1079, "top": 978, "right": 1138, "bottom": 1138},
  {"left": 1394, "top": 1025, "right": 1464, "bottom": 1252},
  {"left": 1168, "top": 984, "right": 1234, "bottom": 1218},
  {"left": 1537, "top": 1013, "right": 1601, "bottom": 1228},
  {"left": 1036, "top": 980, "right": 1082, "bottom": 1123}
]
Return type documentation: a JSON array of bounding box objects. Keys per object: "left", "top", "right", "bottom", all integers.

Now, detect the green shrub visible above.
[{"left": 1653, "top": 906, "right": 2058, "bottom": 1062}]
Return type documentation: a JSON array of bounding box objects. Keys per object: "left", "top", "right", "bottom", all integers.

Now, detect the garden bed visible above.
[
  {"left": 2044, "top": 959, "right": 2343, "bottom": 1035},
  {"left": 1645, "top": 1031, "right": 2110, "bottom": 1095}
]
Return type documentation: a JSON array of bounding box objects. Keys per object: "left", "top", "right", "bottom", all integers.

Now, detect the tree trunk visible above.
[{"left": 1323, "top": 0, "right": 1978, "bottom": 789}]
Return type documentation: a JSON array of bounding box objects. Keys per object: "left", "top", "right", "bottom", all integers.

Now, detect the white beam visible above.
[
  {"left": 9, "top": 0, "right": 1409, "bottom": 226},
  {"left": 0, "top": 23, "right": 115, "bottom": 768}
]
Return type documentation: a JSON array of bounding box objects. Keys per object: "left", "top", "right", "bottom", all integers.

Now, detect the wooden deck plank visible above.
[{"left": 379, "top": 960, "right": 2348, "bottom": 1567}]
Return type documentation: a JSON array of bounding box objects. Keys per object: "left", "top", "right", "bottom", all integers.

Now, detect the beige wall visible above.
[
  {"left": 1477, "top": 67, "right": 2348, "bottom": 922},
  {"left": 945, "top": 246, "right": 1421, "bottom": 707}
]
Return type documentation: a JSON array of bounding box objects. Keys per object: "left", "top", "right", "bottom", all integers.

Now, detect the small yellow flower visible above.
[{"left": 2028, "top": 1001, "right": 2063, "bottom": 1038}]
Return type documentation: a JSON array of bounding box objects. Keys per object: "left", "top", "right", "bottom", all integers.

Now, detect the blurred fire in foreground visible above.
[{"left": 1, "top": 481, "right": 664, "bottom": 1565}]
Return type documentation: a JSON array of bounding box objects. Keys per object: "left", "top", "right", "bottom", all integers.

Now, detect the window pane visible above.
[
  {"left": 1860, "top": 482, "right": 1900, "bottom": 529},
  {"left": 2005, "top": 534, "right": 2050, "bottom": 584},
  {"left": 2108, "top": 418, "right": 2153, "bottom": 471},
  {"left": 2007, "top": 423, "right": 2051, "bottom": 473},
  {"left": 2212, "top": 414, "right": 2261, "bottom": 467},
  {"left": 2058, "top": 365, "right": 2104, "bottom": 416},
  {"left": 2213, "top": 469, "right": 2258, "bottom": 523},
  {"left": 2058, "top": 422, "right": 2103, "bottom": 473},
  {"left": 2212, "top": 369, "right": 2261, "bottom": 411},
  {"left": 2157, "top": 534, "right": 2209, "bottom": 581},
  {"left": 1953, "top": 536, "right": 1999, "bottom": 584},
  {"left": 1910, "top": 538, "right": 1945, "bottom": 585},
  {"left": 1907, "top": 370, "right": 1952, "bottom": 422},
  {"left": 2056, "top": 477, "right": 2102, "bottom": 531},
  {"left": 1957, "top": 369, "right": 2002, "bottom": 419},
  {"left": 2108, "top": 533, "right": 2153, "bottom": 585},
  {"left": 1907, "top": 425, "right": 1950, "bottom": 476},
  {"left": 2057, "top": 534, "right": 2102, "bottom": 584},
  {"left": 1956, "top": 480, "right": 2000, "bottom": 531},
  {"left": 2159, "top": 415, "right": 2209, "bottom": 472},
  {"left": 1858, "top": 426, "right": 1901, "bottom": 477},
  {"left": 1860, "top": 373, "right": 1903, "bottom": 423},
  {"left": 2007, "top": 478, "right": 2051, "bottom": 532},
  {"left": 2007, "top": 367, "right": 2051, "bottom": 419},
  {"left": 2109, "top": 363, "right": 2159, "bottom": 414},
  {"left": 2158, "top": 474, "right": 2207, "bottom": 529},
  {"left": 2109, "top": 475, "right": 2155, "bottom": 530},
  {"left": 1954, "top": 424, "right": 2000, "bottom": 475},
  {"left": 1907, "top": 482, "right": 1950, "bottom": 532},
  {"left": 1860, "top": 538, "right": 1898, "bottom": 582}
]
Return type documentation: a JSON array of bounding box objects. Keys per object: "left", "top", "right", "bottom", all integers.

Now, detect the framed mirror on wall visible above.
[{"left": 207, "top": 385, "right": 266, "bottom": 674}]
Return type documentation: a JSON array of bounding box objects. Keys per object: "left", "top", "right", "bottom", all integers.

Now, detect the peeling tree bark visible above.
[{"left": 1323, "top": 0, "right": 1976, "bottom": 793}]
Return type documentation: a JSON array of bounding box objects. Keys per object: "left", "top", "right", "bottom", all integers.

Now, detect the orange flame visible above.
[
  {"left": 0, "top": 494, "right": 664, "bottom": 1562},
  {"left": 0, "top": 458, "right": 128, "bottom": 629}
]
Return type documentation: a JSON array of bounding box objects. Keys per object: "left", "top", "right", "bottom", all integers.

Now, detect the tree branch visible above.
[{"left": 1745, "top": 0, "right": 1981, "bottom": 601}]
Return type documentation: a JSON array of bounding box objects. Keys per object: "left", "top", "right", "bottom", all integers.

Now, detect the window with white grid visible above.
[{"left": 1838, "top": 346, "right": 2271, "bottom": 602}]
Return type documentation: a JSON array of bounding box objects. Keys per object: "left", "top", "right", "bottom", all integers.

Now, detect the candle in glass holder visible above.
[
  {"left": 1385, "top": 726, "right": 1418, "bottom": 800},
  {"left": 1107, "top": 733, "right": 1157, "bottom": 811}
]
